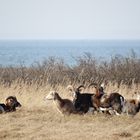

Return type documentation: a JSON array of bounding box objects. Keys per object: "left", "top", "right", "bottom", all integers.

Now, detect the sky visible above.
[{"left": 0, "top": 0, "right": 140, "bottom": 40}]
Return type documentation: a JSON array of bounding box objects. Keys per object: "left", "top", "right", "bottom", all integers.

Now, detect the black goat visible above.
[{"left": 67, "top": 85, "right": 94, "bottom": 113}]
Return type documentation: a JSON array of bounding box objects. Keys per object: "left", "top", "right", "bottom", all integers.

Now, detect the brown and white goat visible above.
[
  {"left": 89, "top": 83, "right": 124, "bottom": 115},
  {"left": 99, "top": 92, "right": 125, "bottom": 115},
  {"left": 67, "top": 85, "right": 94, "bottom": 113},
  {"left": 46, "top": 91, "right": 78, "bottom": 115},
  {"left": 0, "top": 96, "right": 21, "bottom": 113},
  {"left": 122, "top": 92, "right": 140, "bottom": 115}
]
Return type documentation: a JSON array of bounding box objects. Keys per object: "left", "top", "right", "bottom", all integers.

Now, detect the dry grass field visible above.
[{"left": 0, "top": 83, "right": 140, "bottom": 140}]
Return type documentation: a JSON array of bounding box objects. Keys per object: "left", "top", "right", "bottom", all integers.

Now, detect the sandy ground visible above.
[{"left": 0, "top": 84, "right": 140, "bottom": 140}]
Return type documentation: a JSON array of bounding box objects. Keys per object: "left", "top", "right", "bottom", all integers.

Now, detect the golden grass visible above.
[{"left": 0, "top": 83, "right": 140, "bottom": 140}]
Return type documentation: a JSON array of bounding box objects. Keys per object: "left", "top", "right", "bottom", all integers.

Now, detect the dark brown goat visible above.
[{"left": 0, "top": 96, "right": 21, "bottom": 113}]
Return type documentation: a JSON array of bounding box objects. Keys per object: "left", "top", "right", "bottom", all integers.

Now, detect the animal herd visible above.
[
  {"left": 46, "top": 84, "right": 140, "bottom": 116},
  {"left": 0, "top": 83, "right": 140, "bottom": 117}
]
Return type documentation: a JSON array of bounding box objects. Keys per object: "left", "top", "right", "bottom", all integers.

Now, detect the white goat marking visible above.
[
  {"left": 100, "top": 83, "right": 105, "bottom": 89},
  {"left": 87, "top": 107, "right": 94, "bottom": 114},
  {"left": 99, "top": 107, "right": 121, "bottom": 115},
  {"left": 114, "top": 110, "right": 121, "bottom": 116},
  {"left": 73, "top": 92, "right": 76, "bottom": 98},
  {"left": 45, "top": 91, "right": 55, "bottom": 100},
  {"left": 120, "top": 96, "right": 124, "bottom": 107},
  {"left": 136, "top": 93, "right": 140, "bottom": 101},
  {"left": 99, "top": 107, "right": 108, "bottom": 111}
]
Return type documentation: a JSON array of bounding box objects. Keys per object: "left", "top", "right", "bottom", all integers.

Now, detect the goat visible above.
[
  {"left": 45, "top": 91, "right": 79, "bottom": 115},
  {"left": 67, "top": 85, "right": 94, "bottom": 113},
  {"left": 90, "top": 84, "right": 105, "bottom": 111},
  {"left": 0, "top": 96, "right": 21, "bottom": 113},
  {"left": 99, "top": 92, "right": 125, "bottom": 115},
  {"left": 88, "top": 83, "right": 125, "bottom": 115},
  {"left": 122, "top": 92, "right": 140, "bottom": 115}
]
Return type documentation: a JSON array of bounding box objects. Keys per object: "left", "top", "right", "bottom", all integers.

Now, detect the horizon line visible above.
[{"left": 0, "top": 38, "right": 140, "bottom": 42}]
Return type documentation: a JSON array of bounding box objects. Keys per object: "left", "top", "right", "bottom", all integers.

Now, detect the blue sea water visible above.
[{"left": 0, "top": 40, "right": 140, "bottom": 67}]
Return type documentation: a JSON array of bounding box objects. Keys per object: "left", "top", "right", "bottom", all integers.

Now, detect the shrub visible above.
[{"left": 0, "top": 52, "right": 140, "bottom": 87}]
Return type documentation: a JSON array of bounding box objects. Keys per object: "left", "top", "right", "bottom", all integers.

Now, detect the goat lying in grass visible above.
[
  {"left": 122, "top": 92, "right": 140, "bottom": 116},
  {"left": 99, "top": 92, "right": 125, "bottom": 115},
  {"left": 46, "top": 91, "right": 79, "bottom": 115},
  {"left": 0, "top": 96, "right": 21, "bottom": 113},
  {"left": 93, "top": 87, "right": 140, "bottom": 116},
  {"left": 67, "top": 85, "right": 94, "bottom": 113},
  {"left": 89, "top": 83, "right": 125, "bottom": 115}
]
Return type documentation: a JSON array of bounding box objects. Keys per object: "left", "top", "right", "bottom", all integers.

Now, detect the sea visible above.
[{"left": 0, "top": 40, "right": 140, "bottom": 67}]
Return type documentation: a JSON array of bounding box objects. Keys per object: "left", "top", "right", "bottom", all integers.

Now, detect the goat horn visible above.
[
  {"left": 67, "top": 85, "right": 74, "bottom": 91},
  {"left": 77, "top": 85, "right": 85, "bottom": 91},
  {"left": 88, "top": 83, "right": 98, "bottom": 88}
]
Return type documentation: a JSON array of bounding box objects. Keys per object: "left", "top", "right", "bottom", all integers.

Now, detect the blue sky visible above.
[{"left": 0, "top": 0, "right": 140, "bottom": 40}]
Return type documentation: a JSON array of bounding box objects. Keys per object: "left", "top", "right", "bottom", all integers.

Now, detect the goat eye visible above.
[{"left": 10, "top": 99, "right": 14, "bottom": 102}]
